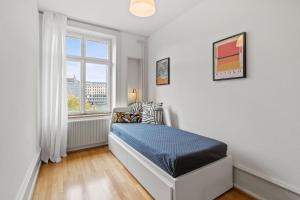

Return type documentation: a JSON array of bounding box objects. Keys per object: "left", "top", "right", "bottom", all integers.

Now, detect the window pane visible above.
[
  {"left": 85, "top": 40, "right": 108, "bottom": 59},
  {"left": 85, "top": 63, "right": 109, "bottom": 112},
  {"left": 66, "top": 36, "right": 81, "bottom": 56},
  {"left": 66, "top": 61, "right": 81, "bottom": 113}
]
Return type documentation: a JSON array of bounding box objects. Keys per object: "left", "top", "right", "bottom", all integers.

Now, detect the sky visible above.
[
  {"left": 66, "top": 61, "right": 107, "bottom": 83},
  {"left": 66, "top": 36, "right": 108, "bottom": 83}
]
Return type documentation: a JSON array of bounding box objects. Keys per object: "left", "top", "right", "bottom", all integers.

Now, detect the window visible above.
[{"left": 66, "top": 32, "right": 111, "bottom": 115}]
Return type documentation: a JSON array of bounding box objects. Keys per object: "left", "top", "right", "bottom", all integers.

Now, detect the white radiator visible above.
[{"left": 67, "top": 117, "right": 110, "bottom": 151}]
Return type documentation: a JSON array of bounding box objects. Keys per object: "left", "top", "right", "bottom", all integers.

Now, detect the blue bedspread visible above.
[{"left": 111, "top": 123, "right": 227, "bottom": 178}]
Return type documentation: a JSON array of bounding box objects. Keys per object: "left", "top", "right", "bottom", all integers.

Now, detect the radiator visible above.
[{"left": 67, "top": 117, "right": 110, "bottom": 151}]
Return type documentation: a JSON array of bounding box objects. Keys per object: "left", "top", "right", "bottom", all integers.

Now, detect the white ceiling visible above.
[{"left": 38, "top": 0, "right": 202, "bottom": 36}]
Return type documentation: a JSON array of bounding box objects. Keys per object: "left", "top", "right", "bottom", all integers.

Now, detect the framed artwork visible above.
[
  {"left": 213, "top": 32, "right": 246, "bottom": 81},
  {"left": 156, "top": 57, "right": 170, "bottom": 85}
]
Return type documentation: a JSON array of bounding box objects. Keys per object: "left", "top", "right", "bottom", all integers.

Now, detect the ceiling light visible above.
[{"left": 129, "top": 0, "right": 156, "bottom": 18}]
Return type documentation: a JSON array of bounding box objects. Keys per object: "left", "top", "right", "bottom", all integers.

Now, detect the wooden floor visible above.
[{"left": 33, "top": 147, "right": 255, "bottom": 200}]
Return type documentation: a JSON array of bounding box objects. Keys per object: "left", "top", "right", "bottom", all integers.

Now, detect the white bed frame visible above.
[{"left": 109, "top": 107, "right": 233, "bottom": 200}]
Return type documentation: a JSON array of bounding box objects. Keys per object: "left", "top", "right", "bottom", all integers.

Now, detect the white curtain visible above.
[{"left": 41, "top": 12, "right": 68, "bottom": 163}]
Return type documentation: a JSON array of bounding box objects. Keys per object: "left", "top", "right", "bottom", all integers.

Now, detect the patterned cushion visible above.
[
  {"left": 112, "top": 112, "right": 142, "bottom": 123},
  {"left": 142, "top": 102, "right": 163, "bottom": 124},
  {"left": 129, "top": 102, "right": 143, "bottom": 113}
]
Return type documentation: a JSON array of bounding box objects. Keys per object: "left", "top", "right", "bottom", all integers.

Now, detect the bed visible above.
[{"left": 109, "top": 107, "right": 233, "bottom": 200}]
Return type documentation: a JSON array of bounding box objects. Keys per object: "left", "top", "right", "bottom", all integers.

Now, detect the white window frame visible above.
[{"left": 66, "top": 31, "right": 112, "bottom": 116}]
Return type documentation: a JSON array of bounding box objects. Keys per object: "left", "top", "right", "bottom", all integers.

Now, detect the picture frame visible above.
[
  {"left": 156, "top": 57, "right": 170, "bottom": 85},
  {"left": 213, "top": 32, "right": 246, "bottom": 81}
]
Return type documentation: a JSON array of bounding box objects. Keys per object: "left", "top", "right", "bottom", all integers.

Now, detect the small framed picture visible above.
[
  {"left": 156, "top": 58, "right": 170, "bottom": 85},
  {"left": 213, "top": 32, "right": 246, "bottom": 81}
]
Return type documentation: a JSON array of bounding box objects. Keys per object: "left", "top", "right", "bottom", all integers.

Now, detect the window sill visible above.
[{"left": 68, "top": 113, "right": 111, "bottom": 122}]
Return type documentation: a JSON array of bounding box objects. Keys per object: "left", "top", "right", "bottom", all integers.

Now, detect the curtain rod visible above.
[{"left": 38, "top": 10, "right": 120, "bottom": 33}]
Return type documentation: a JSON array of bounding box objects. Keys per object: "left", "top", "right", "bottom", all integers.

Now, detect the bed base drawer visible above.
[{"left": 109, "top": 133, "right": 173, "bottom": 200}]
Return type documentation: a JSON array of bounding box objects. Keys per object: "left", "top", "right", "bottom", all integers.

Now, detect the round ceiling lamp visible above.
[{"left": 129, "top": 0, "right": 156, "bottom": 17}]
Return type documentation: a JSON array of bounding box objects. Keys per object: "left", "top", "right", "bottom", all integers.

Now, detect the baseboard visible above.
[
  {"left": 234, "top": 167, "right": 300, "bottom": 200},
  {"left": 15, "top": 151, "right": 41, "bottom": 200},
  {"left": 25, "top": 158, "right": 41, "bottom": 200},
  {"left": 67, "top": 142, "right": 107, "bottom": 152},
  {"left": 234, "top": 182, "right": 265, "bottom": 200},
  {"left": 235, "top": 164, "right": 300, "bottom": 195}
]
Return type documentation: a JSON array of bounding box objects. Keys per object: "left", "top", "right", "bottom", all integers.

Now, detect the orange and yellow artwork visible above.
[
  {"left": 156, "top": 58, "right": 170, "bottom": 85},
  {"left": 213, "top": 33, "right": 246, "bottom": 80}
]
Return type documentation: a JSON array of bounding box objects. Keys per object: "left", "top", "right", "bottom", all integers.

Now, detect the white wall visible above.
[
  {"left": 128, "top": 58, "right": 141, "bottom": 103},
  {"left": 148, "top": 0, "right": 300, "bottom": 194},
  {"left": 128, "top": 58, "right": 140, "bottom": 92},
  {"left": 120, "top": 32, "right": 147, "bottom": 106},
  {"left": 0, "top": 0, "right": 40, "bottom": 199}
]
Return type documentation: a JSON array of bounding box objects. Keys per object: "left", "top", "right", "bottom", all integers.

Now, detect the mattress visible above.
[{"left": 111, "top": 123, "right": 227, "bottom": 178}]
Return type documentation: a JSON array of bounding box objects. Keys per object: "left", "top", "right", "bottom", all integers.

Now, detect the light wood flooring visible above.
[{"left": 32, "top": 146, "right": 255, "bottom": 200}]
